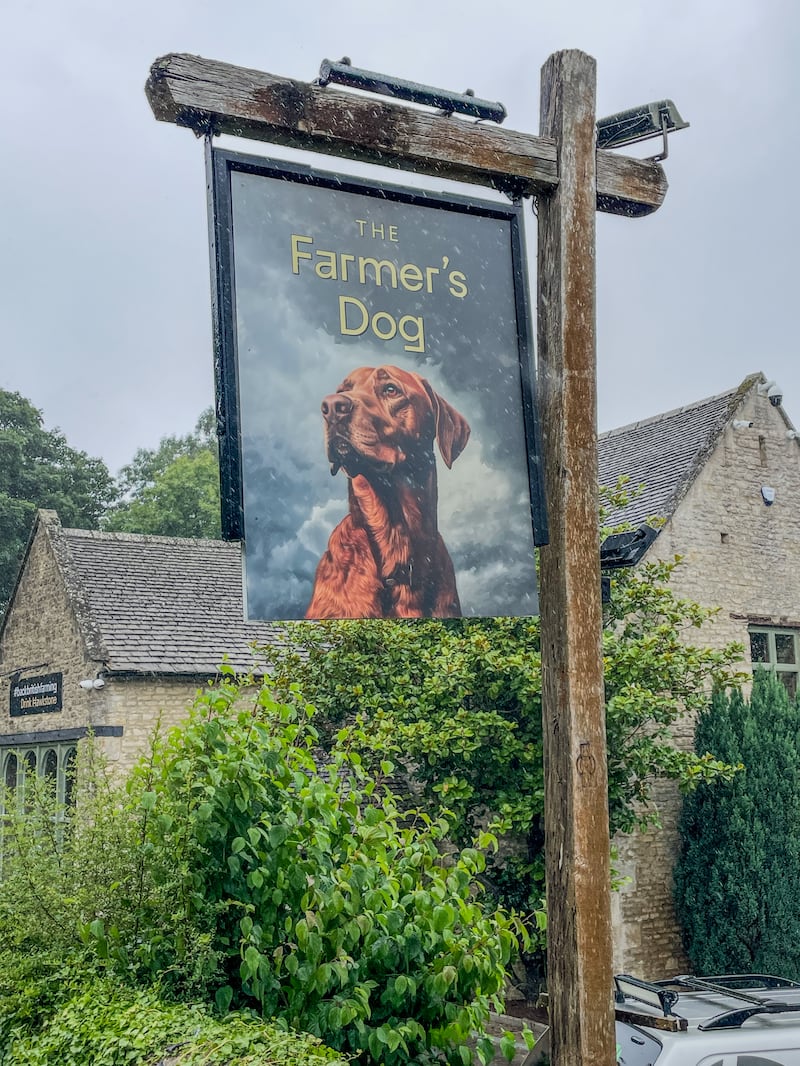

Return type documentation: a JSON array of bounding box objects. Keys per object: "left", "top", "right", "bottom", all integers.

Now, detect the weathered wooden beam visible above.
[
  {"left": 537, "top": 51, "right": 616, "bottom": 1066},
  {"left": 145, "top": 53, "right": 667, "bottom": 217}
]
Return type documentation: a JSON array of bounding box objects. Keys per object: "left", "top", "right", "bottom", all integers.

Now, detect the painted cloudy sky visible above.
[
  {"left": 2, "top": 2, "right": 800, "bottom": 474},
  {"left": 224, "top": 164, "right": 539, "bottom": 618}
]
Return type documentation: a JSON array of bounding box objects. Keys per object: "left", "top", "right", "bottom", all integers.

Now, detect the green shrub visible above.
[
  {"left": 1, "top": 676, "right": 529, "bottom": 1066},
  {"left": 1, "top": 981, "right": 345, "bottom": 1066},
  {"left": 126, "top": 675, "right": 527, "bottom": 1065},
  {"left": 675, "top": 670, "right": 800, "bottom": 975}
]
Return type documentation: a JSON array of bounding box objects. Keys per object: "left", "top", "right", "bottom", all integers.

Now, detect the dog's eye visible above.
[{"left": 382, "top": 383, "right": 401, "bottom": 396}]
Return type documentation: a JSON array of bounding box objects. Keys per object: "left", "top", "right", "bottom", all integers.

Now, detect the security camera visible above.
[
  {"left": 768, "top": 384, "right": 783, "bottom": 407},
  {"left": 79, "top": 677, "right": 105, "bottom": 690}
]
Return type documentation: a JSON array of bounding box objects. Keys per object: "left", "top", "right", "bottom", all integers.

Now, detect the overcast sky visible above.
[{"left": 2, "top": 1, "right": 798, "bottom": 476}]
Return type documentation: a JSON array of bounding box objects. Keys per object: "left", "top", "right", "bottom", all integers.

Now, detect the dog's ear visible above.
[{"left": 422, "top": 380, "right": 471, "bottom": 468}]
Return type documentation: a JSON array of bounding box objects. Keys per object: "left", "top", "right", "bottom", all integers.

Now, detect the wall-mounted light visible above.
[
  {"left": 761, "top": 486, "right": 776, "bottom": 506},
  {"left": 596, "top": 100, "right": 689, "bottom": 160},
  {"left": 787, "top": 430, "right": 799, "bottom": 440},
  {"left": 733, "top": 420, "right": 754, "bottom": 430}
]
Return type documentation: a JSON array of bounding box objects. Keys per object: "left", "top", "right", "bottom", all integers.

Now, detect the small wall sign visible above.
[{"left": 10, "top": 672, "right": 63, "bottom": 717}]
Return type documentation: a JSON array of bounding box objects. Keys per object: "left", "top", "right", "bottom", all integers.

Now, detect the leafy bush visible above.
[
  {"left": 0, "top": 981, "right": 345, "bottom": 1066},
  {"left": 0, "top": 679, "right": 528, "bottom": 1066},
  {"left": 258, "top": 560, "right": 745, "bottom": 990},
  {"left": 675, "top": 670, "right": 800, "bottom": 975}
]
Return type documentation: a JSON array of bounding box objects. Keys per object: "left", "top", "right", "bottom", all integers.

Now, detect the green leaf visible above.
[
  {"left": 500, "top": 1032, "right": 517, "bottom": 1062},
  {"left": 214, "top": 984, "right": 233, "bottom": 1014}
]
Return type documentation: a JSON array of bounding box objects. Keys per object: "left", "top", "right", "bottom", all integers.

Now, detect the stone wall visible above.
[
  {"left": 1, "top": 516, "right": 210, "bottom": 775},
  {"left": 103, "top": 675, "right": 205, "bottom": 770},
  {"left": 612, "top": 388, "right": 800, "bottom": 978},
  {"left": 0, "top": 518, "right": 111, "bottom": 737}
]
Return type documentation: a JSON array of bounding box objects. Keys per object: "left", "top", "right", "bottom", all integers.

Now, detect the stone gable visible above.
[{"left": 611, "top": 382, "right": 800, "bottom": 978}]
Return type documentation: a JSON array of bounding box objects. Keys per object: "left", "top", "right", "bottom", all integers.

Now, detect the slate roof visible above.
[
  {"left": 598, "top": 374, "right": 762, "bottom": 530},
  {"left": 46, "top": 518, "right": 287, "bottom": 676}
]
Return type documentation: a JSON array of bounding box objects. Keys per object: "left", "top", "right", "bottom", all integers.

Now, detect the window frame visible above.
[
  {"left": 749, "top": 626, "right": 800, "bottom": 699},
  {"left": 1, "top": 742, "right": 78, "bottom": 809}
]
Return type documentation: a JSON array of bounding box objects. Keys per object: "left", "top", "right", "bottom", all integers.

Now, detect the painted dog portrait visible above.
[{"left": 305, "top": 365, "right": 471, "bottom": 619}]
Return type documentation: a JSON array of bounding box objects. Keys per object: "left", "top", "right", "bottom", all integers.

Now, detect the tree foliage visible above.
[
  {"left": 0, "top": 678, "right": 529, "bottom": 1066},
  {"left": 0, "top": 390, "right": 114, "bottom": 615},
  {"left": 102, "top": 408, "right": 220, "bottom": 538},
  {"left": 675, "top": 670, "right": 800, "bottom": 977},
  {"left": 260, "top": 559, "right": 745, "bottom": 988}
]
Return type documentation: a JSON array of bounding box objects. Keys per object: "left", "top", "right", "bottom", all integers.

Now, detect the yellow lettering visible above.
[
  {"left": 399, "top": 315, "right": 424, "bottom": 353},
  {"left": 388, "top": 225, "right": 399, "bottom": 242},
  {"left": 358, "top": 257, "right": 398, "bottom": 288},
  {"left": 424, "top": 266, "right": 440, "bottom": 293},
  {"left": 339, "top": 295, "right": 369, "bottom": 336},
  {"left": 371, "top": 312, "right": 398, "bottom": 341},
  {"left": 291, "top": 234, "right": 313, "bottom": 275},
  {"left": 399, "top": 263, "right": 424, "bottom": 292},
  {"left": 448, "top": 270, "right": 468, "bottom": 298},
  {"left": 314, "top": 250, "right": 338, "bottom": 280},
  {"left": 340, "top": 253, "right": 355, "bottom": 281}
]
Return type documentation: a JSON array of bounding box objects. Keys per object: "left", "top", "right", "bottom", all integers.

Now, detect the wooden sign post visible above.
[
  {"left": 147, "top": 50, "right": 668, "bottom": 1065},
  {"left": 537, "top": 51, "right": 616, "bottom": 1065}
]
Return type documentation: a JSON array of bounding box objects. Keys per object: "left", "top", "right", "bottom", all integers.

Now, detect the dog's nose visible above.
[{"left": 321, "top": 394, "right": 353, "bottom": 423}]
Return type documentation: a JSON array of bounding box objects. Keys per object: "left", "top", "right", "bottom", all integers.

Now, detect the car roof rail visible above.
[
  {"left": 700, "top": 1002, "right": 800, "bottom": 1031},
  {"left": 615, "top": 973, "right": 800, "bottom": 1032},
  {"left": 672, "top": 974, "right": 800, "bottom": 995}
]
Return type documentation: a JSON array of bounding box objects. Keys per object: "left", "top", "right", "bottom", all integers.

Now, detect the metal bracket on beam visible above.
[{"left": 318, "top": 58, "right": 507, "bottom": 123}]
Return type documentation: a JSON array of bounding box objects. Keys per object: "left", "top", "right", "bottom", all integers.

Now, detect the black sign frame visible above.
[{"left": 207, "top": 145, "right": 548, "bottom": 620}]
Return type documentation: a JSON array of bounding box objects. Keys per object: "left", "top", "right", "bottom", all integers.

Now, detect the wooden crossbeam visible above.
[{"left": 146, "top": 53, "right": 667, "bottom": 218}]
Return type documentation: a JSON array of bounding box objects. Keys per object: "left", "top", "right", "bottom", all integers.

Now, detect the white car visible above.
[{"left": 615, "top": 973, "right": 800, "bottom": 1065}]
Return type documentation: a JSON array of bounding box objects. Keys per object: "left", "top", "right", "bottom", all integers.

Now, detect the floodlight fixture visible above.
[
  {"left": 318, "top": 58, "right": 507, "bottom": 123},
  {"left": 596, "top": 100, "right": 689, "bottom": 160},
  {"left": 600, "top": 524, "right": 658, "bottom": 571}
]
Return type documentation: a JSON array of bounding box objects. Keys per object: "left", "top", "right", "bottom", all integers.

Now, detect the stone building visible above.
[
  {"left": 2, "top": 370, "right": 798, "bottom": 980},
  {"left": 0, "top": 511, "right": 281, "bottom": 800},
  {"left": 599, "top": 372, "right": 800, "bottom": 978}
]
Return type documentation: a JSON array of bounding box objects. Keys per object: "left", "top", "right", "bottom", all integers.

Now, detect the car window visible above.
[{"left": 615, "top": 1021, "right": 662, "bottom": 1064}]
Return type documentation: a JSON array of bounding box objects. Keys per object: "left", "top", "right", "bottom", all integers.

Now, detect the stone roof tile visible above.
[{"left": 59, "top": 528, "right": 286, "bottom": 676}]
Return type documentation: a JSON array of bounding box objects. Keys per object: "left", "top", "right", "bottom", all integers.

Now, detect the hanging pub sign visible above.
[
  {"left": 10, "top": 672, "right": 63, "bottom": 717},
  {"left": 208, "top": 147, "right": 547, "bottom": 621}
]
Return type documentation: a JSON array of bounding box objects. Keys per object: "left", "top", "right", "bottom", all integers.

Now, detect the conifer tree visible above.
[{"left": 675, "top": 670, "right": 800, "bottom": 976}]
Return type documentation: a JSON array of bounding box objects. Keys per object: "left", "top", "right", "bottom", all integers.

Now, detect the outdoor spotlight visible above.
[
  {"left": 733, "top": 420, "right": 754, "bottom": 430},
  {"left": 596, "top": 100, "right": 689, "bottom": 160},
  {"left": 600, "top": 524, "right": 658, "bottom": 570},
  {"left": 79, "top": 677, "right": 105, "bottom": 690},
  {"left": 318, "top": 58, "right": 507, "bottom": 123}
]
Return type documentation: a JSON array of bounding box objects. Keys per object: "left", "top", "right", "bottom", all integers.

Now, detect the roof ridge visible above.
[
  {"left": 599, "top": 375, "right": 762, "bottom": 439},
  {"left": 63, "top": 527, "right": 231, "bottom": 548}
]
